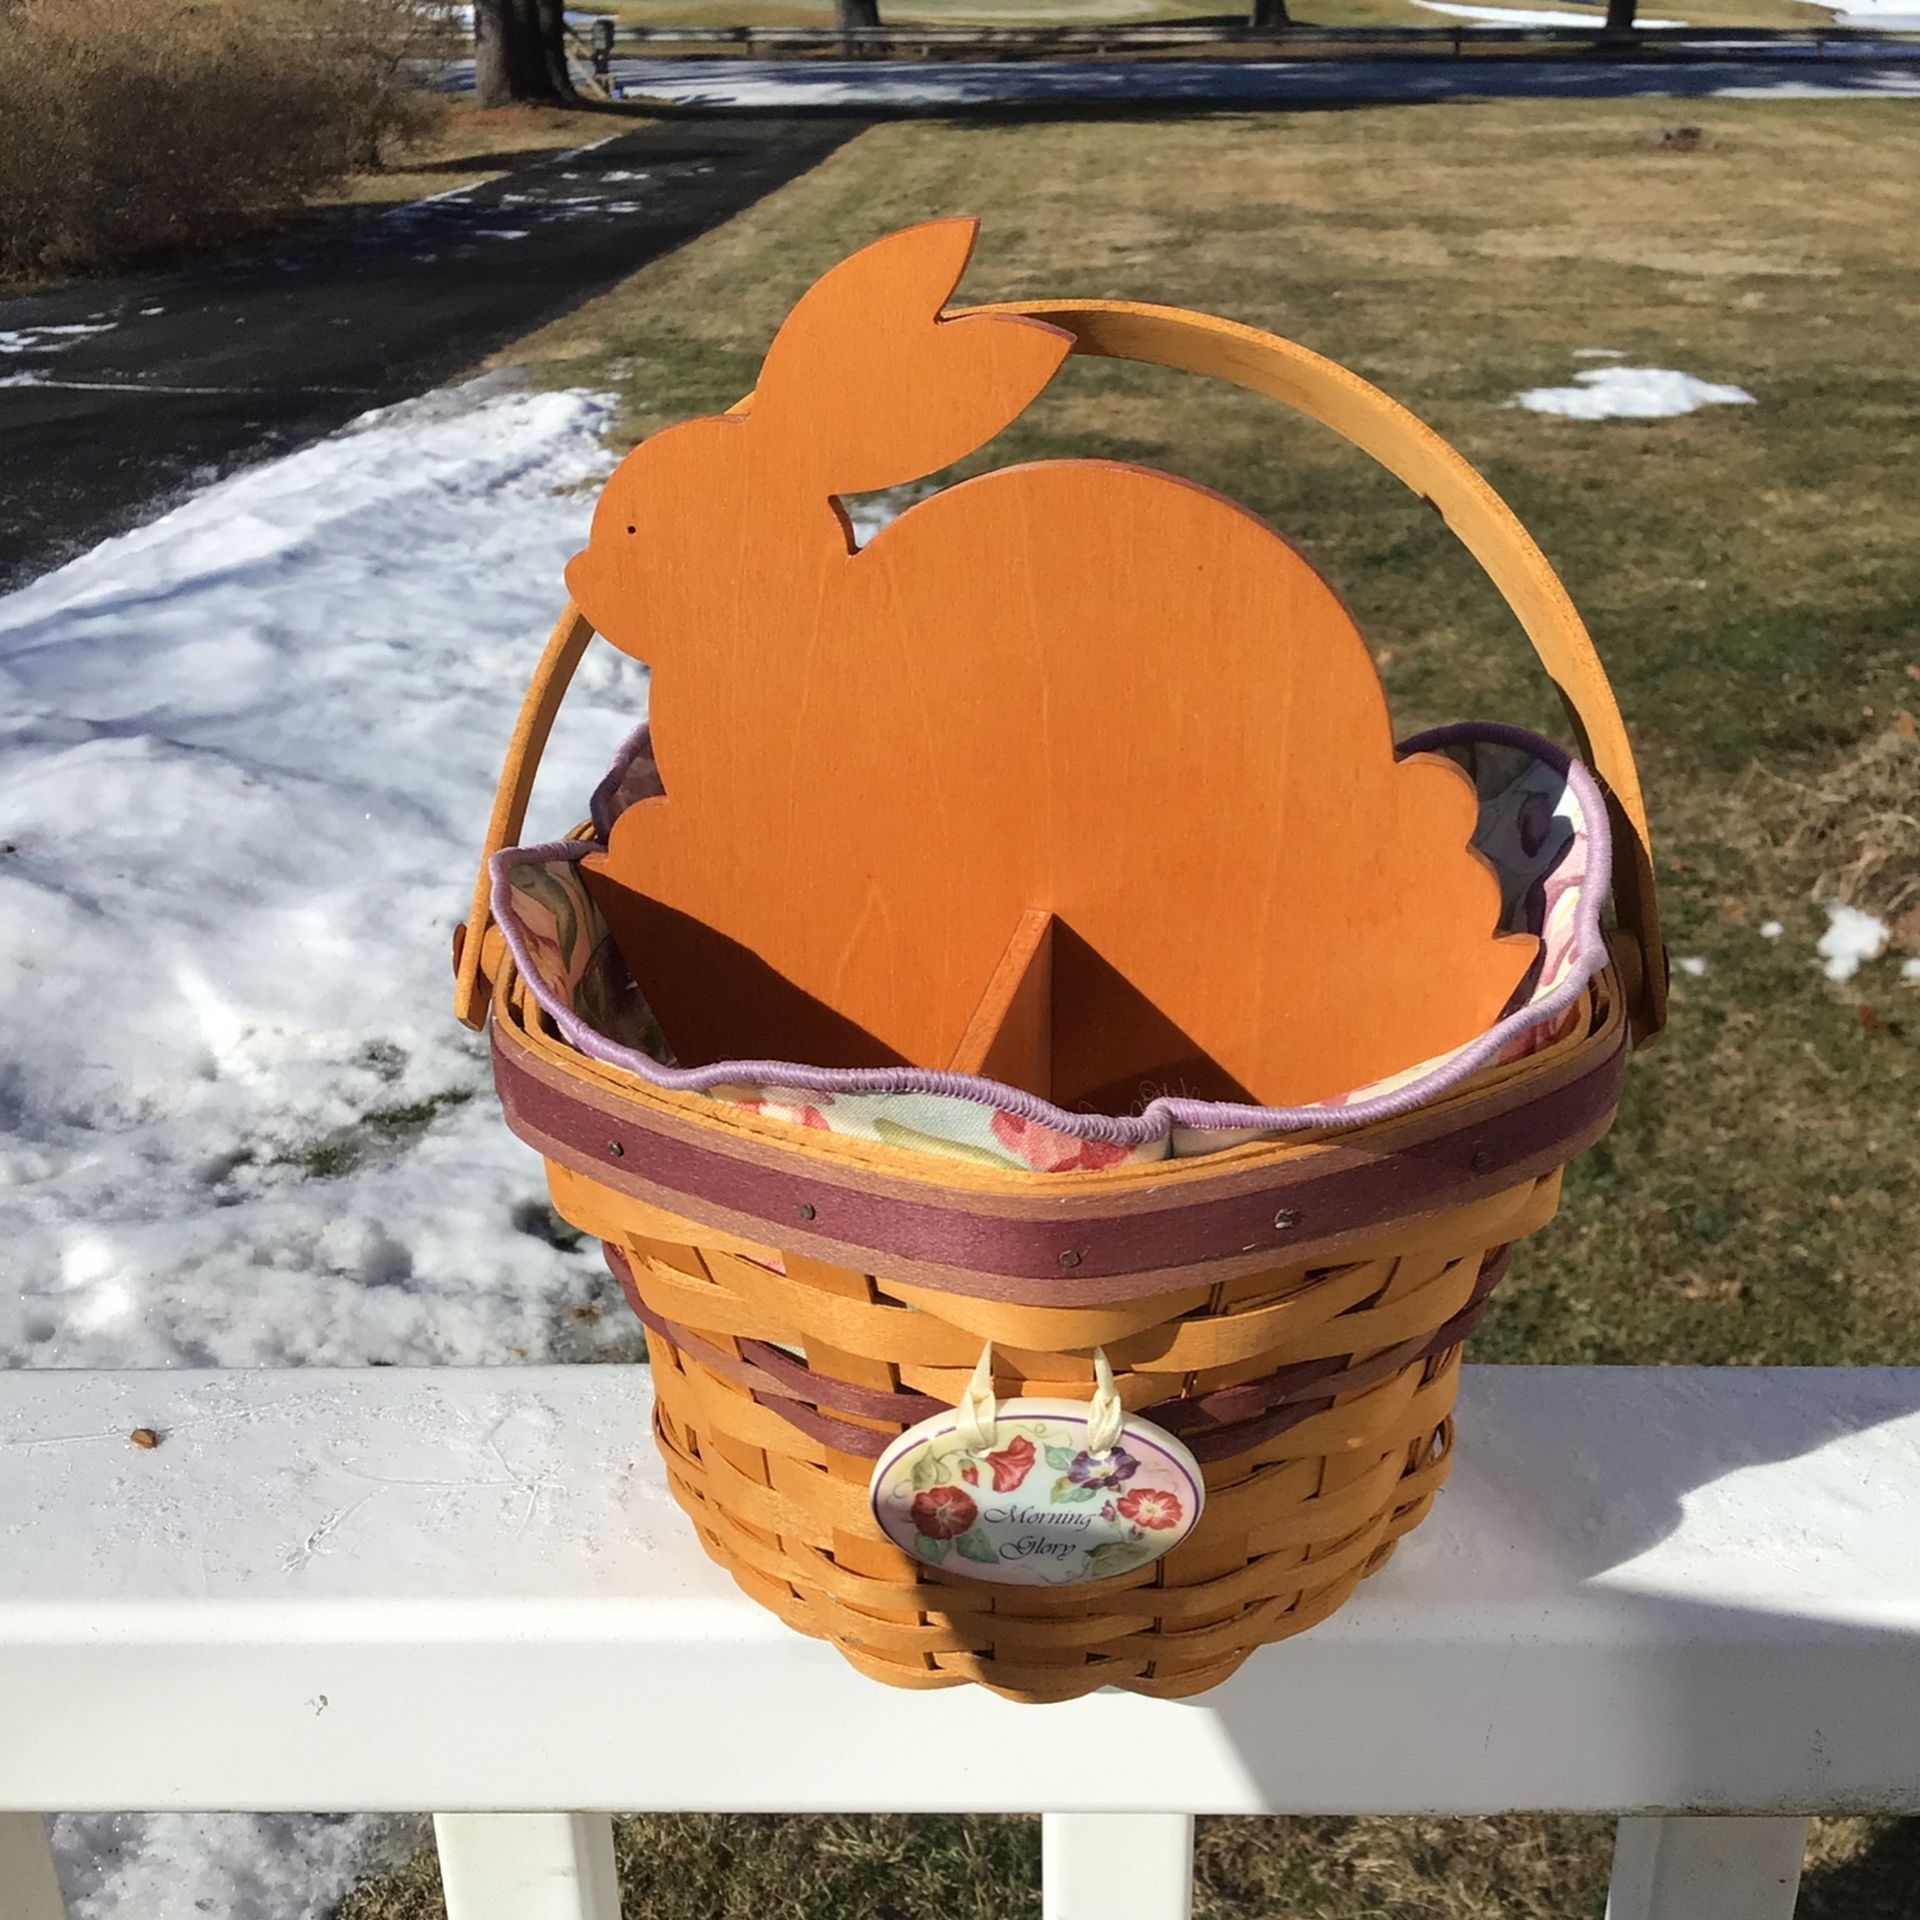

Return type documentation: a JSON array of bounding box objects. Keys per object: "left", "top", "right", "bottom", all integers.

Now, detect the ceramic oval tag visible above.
[{"left": 870, "top": 1400, "right": 1203, "bottom": 1585}]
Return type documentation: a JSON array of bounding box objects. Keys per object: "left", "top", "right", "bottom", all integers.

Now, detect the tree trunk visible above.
[
  {"left": 536, "top": 0, "right": 579, "bottom": 97},
  {"left": 1602, "top": 0, "right": 1639, "bottom": 34},
  {"left": 1248, "top": 0, "right": 1291, "bottom": 28},
  {"left": 834, "top": 0, "right": 881, "bottom": 56},
  {"left": 474, "top": 0, "right": 577, "bottom": 108}
]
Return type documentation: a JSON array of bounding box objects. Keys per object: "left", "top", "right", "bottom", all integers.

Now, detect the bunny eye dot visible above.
[{"left": 626, "top": 524, "right": 637, "bottom": 535}]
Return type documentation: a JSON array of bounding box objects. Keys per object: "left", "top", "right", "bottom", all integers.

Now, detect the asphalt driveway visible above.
[{"left": 0, "top": 115, "right": 859, "bottom": 591}]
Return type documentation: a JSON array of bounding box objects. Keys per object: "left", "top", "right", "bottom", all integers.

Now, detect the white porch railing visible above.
[{"left": 3, "top": 1365, "right": 1917, "bottom": 1919}]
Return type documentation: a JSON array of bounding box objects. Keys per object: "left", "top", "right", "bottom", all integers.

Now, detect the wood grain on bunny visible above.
[{"left": 570, "top": 219, "right": 1536, "bottom": 1110}]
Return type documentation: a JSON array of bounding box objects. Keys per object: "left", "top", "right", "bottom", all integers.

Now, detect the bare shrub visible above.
[{"left": 0, "top": 0, "right": 446, "bottom": 279}]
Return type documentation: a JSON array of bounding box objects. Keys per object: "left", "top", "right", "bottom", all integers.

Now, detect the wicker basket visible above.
[{"left": 456, "top": 299, "right": 1665, "bottom": 1704}]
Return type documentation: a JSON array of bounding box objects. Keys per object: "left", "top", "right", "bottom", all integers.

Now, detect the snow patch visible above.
[
  {"left": 1510, "top": 366, "right": 1756, "bottom": 420},
  {"left": 51, "top": 1813, "right": 426, "bottom": 1920},
  {"left": 1760, "top": 918, "right": 1785, "bottom": 939},
  {"left": 1676, "top": 955, "right": 1708, "bottom": 977},
  {"left": 608, "top": 55, "right": 1920, "bottom": 110},
  {"left": 1903, "top": 957, "right": 1920, "bottom": 981},
  {"left": 0, "top": 373, "right": 651, "bottom": 1377},
  {"left": 431, "top": 2, "right": 608, "bottom": 25},
  {"left": 1415, "top": 1, "right": 1682, "bottom": 23},
  {"left": 0, "top": 321, "right": 114, "bottom": 355},
  {"left": 1816, "top": 0, "right": 1920, "bottom": 21},
  {"left": 1816, "top": 902, "right": 1890, "bottom": 981},
  {"left": 0, "top": 375, "right": 652, "bottom": 1916}
]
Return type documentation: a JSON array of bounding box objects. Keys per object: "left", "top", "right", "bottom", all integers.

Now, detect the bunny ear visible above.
[{"left": 751, "top": 218, "right": 1071, "bottom": 498}]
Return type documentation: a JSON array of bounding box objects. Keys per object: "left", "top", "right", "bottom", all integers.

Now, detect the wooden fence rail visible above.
[{"left": 3, "top": 1365, "right": 1918, "bottom": 1917}]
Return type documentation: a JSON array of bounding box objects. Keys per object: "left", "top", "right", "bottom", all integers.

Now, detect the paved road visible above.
[
  {"left": 0, "top": 116, "right": 859, "bottom": 592},
  {"left": 597, "top": 52, "right": 1920, "bottom": 111}
]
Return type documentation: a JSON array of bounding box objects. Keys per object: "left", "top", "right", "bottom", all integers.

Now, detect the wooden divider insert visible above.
[{"left": 568, "top": 218, "right": 1538, "bottom": 1109}]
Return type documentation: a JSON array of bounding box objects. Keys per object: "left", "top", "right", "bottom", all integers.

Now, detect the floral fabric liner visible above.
[{"left": 491, "top": 720, "right": 1612, "bottom": 1173}]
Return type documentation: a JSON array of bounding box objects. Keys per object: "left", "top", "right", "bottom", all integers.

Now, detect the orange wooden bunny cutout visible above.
[{"left": 570, "top": 219, "right": 1536, "bottom": 1110}]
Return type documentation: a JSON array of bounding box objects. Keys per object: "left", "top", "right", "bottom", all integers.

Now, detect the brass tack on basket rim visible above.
[
  {"left": 1274, "top": 1208, "right": 1299, "bottom": 1231},
  {"left": 1057, "top": 1249, "right": 1082, "bottom": 1268},
  {"left": 796, "top": 1202, "right": 817, "bottom": 1220},
  {"left": 606, "top": 1140, "right": 624, "bottom": 1158}
]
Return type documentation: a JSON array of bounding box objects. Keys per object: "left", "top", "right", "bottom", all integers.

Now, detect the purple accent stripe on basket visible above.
[
  {"left": 488, "top": 726, "right": 1615, "bottom": 1148},
  {"left": 613, "top": 1264, "right": 903, "bottom": 1456},
  {"left": 496, "top": 1021, "right": 1624, "bottom": 1290},
  {"left": 742, "top": 1336, "right": 946, "bottom": 1422},
  {"left": 607, "top": 1240, "right": 1508, "bottom": 1466}
]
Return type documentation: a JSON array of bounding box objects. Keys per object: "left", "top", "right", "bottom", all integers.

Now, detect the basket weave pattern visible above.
[
  {"left": 460, "top": 298, "right": 1664, "bottom": 1703},
  {"left": 491, "top": 983, "right": 1618, "bottom": 1707},
  {"left": 613, "top": 1208, "right": 1545, "bottom": 1703}
]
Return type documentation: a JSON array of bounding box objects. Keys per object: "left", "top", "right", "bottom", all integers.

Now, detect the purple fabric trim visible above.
[
  {"left": 488, "top": 724, "right": 1614, "bottom": 1148},
  {"left": 588, "top": 718, "right": 661, "bottom": 842}
]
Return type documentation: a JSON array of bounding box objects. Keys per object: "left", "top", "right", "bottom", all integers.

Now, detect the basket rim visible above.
[{"left": 493, "top": 965, "right": 1627, "bottom": 1300}]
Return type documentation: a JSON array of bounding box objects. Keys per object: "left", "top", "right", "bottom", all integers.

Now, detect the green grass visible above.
[{"left": 338, "top": 97, "right": 1920, "bottom": 1920}]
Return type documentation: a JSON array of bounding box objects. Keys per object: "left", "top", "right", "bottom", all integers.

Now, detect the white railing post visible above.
[
  {"left": 1042, "top": 1811, "right": 1194, "bottom": 1920},
  {"left": 433, "top": 1813, "right": 621, "bottom": 1920},
  {"left": 0, "top": 1813, "right": 67, "bottom": 1920},
  {"left": 1605, "top": 1814, "right": 1809, "bottom": 1920}
]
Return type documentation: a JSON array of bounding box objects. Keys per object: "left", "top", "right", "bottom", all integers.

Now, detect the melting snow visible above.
[
  {"left": 1415, "top": 1, "right": 1684, "bottom": 22},
  {"left": 607, "top": 56, "right": 1920, "bottom": 109},
  {"left": 1817, "top": 0, "right": 1920, "bottom": 20},
  {"left": 1760, "top": 919, "right": 1785, "bottom": 939},
  {"left": 51, "top": 1813, "right": 426, "bottom": 1920},
  {"left": 0, "top": 321, "right": 114, "bottom": 355},
  {"left": 1816, "top": 902, "right": 1890, "bottom": 981},
  {"left": 1676, "top": 955, "right": 1708, "bottom": 976},
  {"left": 1, "top": 374, "right": 657, "bottom": 1917},
  {"left": 1510, "top": 366, "right": 1756, "bottom": 420},
  {"left": 0, "top": 374, "right": 646, "bottom": 1373}
]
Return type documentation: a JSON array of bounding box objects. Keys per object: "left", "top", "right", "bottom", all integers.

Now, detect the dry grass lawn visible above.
[
  {"left": 313, "top": 99, "right": 658, "bottom": 209},
  {"left": 346, "top": 95, "right": 1920, "bottom": 1920}
]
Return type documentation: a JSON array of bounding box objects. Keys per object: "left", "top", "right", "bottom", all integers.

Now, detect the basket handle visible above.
[
  {"left": 456, "top": 299, "right": 1665, "bottom": 1042},
  {"left": 453, "top": 601, "right": 595, "bottom": 1028}
]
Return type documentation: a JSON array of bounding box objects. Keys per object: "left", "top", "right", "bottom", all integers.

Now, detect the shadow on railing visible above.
[{"left": 1203, "top": 1367, "right": 1920, "bottom": 1818}]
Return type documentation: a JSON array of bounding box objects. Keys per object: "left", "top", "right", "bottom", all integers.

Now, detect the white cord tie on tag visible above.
[
  {"left": 955, "top": 1343, "right": 999, "bottom": 1451},
  {"left": 955, "top": 1344, "right": 1125, "bottom": 1456},
  {"left": 1084, "top": 1348, "right": 1124, "bottom": 1455}
]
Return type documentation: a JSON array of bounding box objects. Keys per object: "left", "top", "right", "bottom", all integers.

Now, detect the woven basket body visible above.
[
  {"left": 489, "top": 960, "right": 1626, "bottom": 1703},
  {"left": 459, "top": 294, "right": 1663, "bottom": 1704}
]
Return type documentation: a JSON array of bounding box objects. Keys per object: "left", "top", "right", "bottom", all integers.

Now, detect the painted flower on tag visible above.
[
  {"left": 1067, "top": 1446, "right": 1138, "bottom": 1491},
  {"left": 910, "top": 1484, "right": 978, "bottom": 1540},
  {"left": 1117, "top": 1486, "right": 1185, "bottom": 1531},
  {"left": 874, "top": 1401, "right": 1203, "bottom": 1587},
  {"left": 985, "top": 1434, "right": 1035, "bottom": 1491}
]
